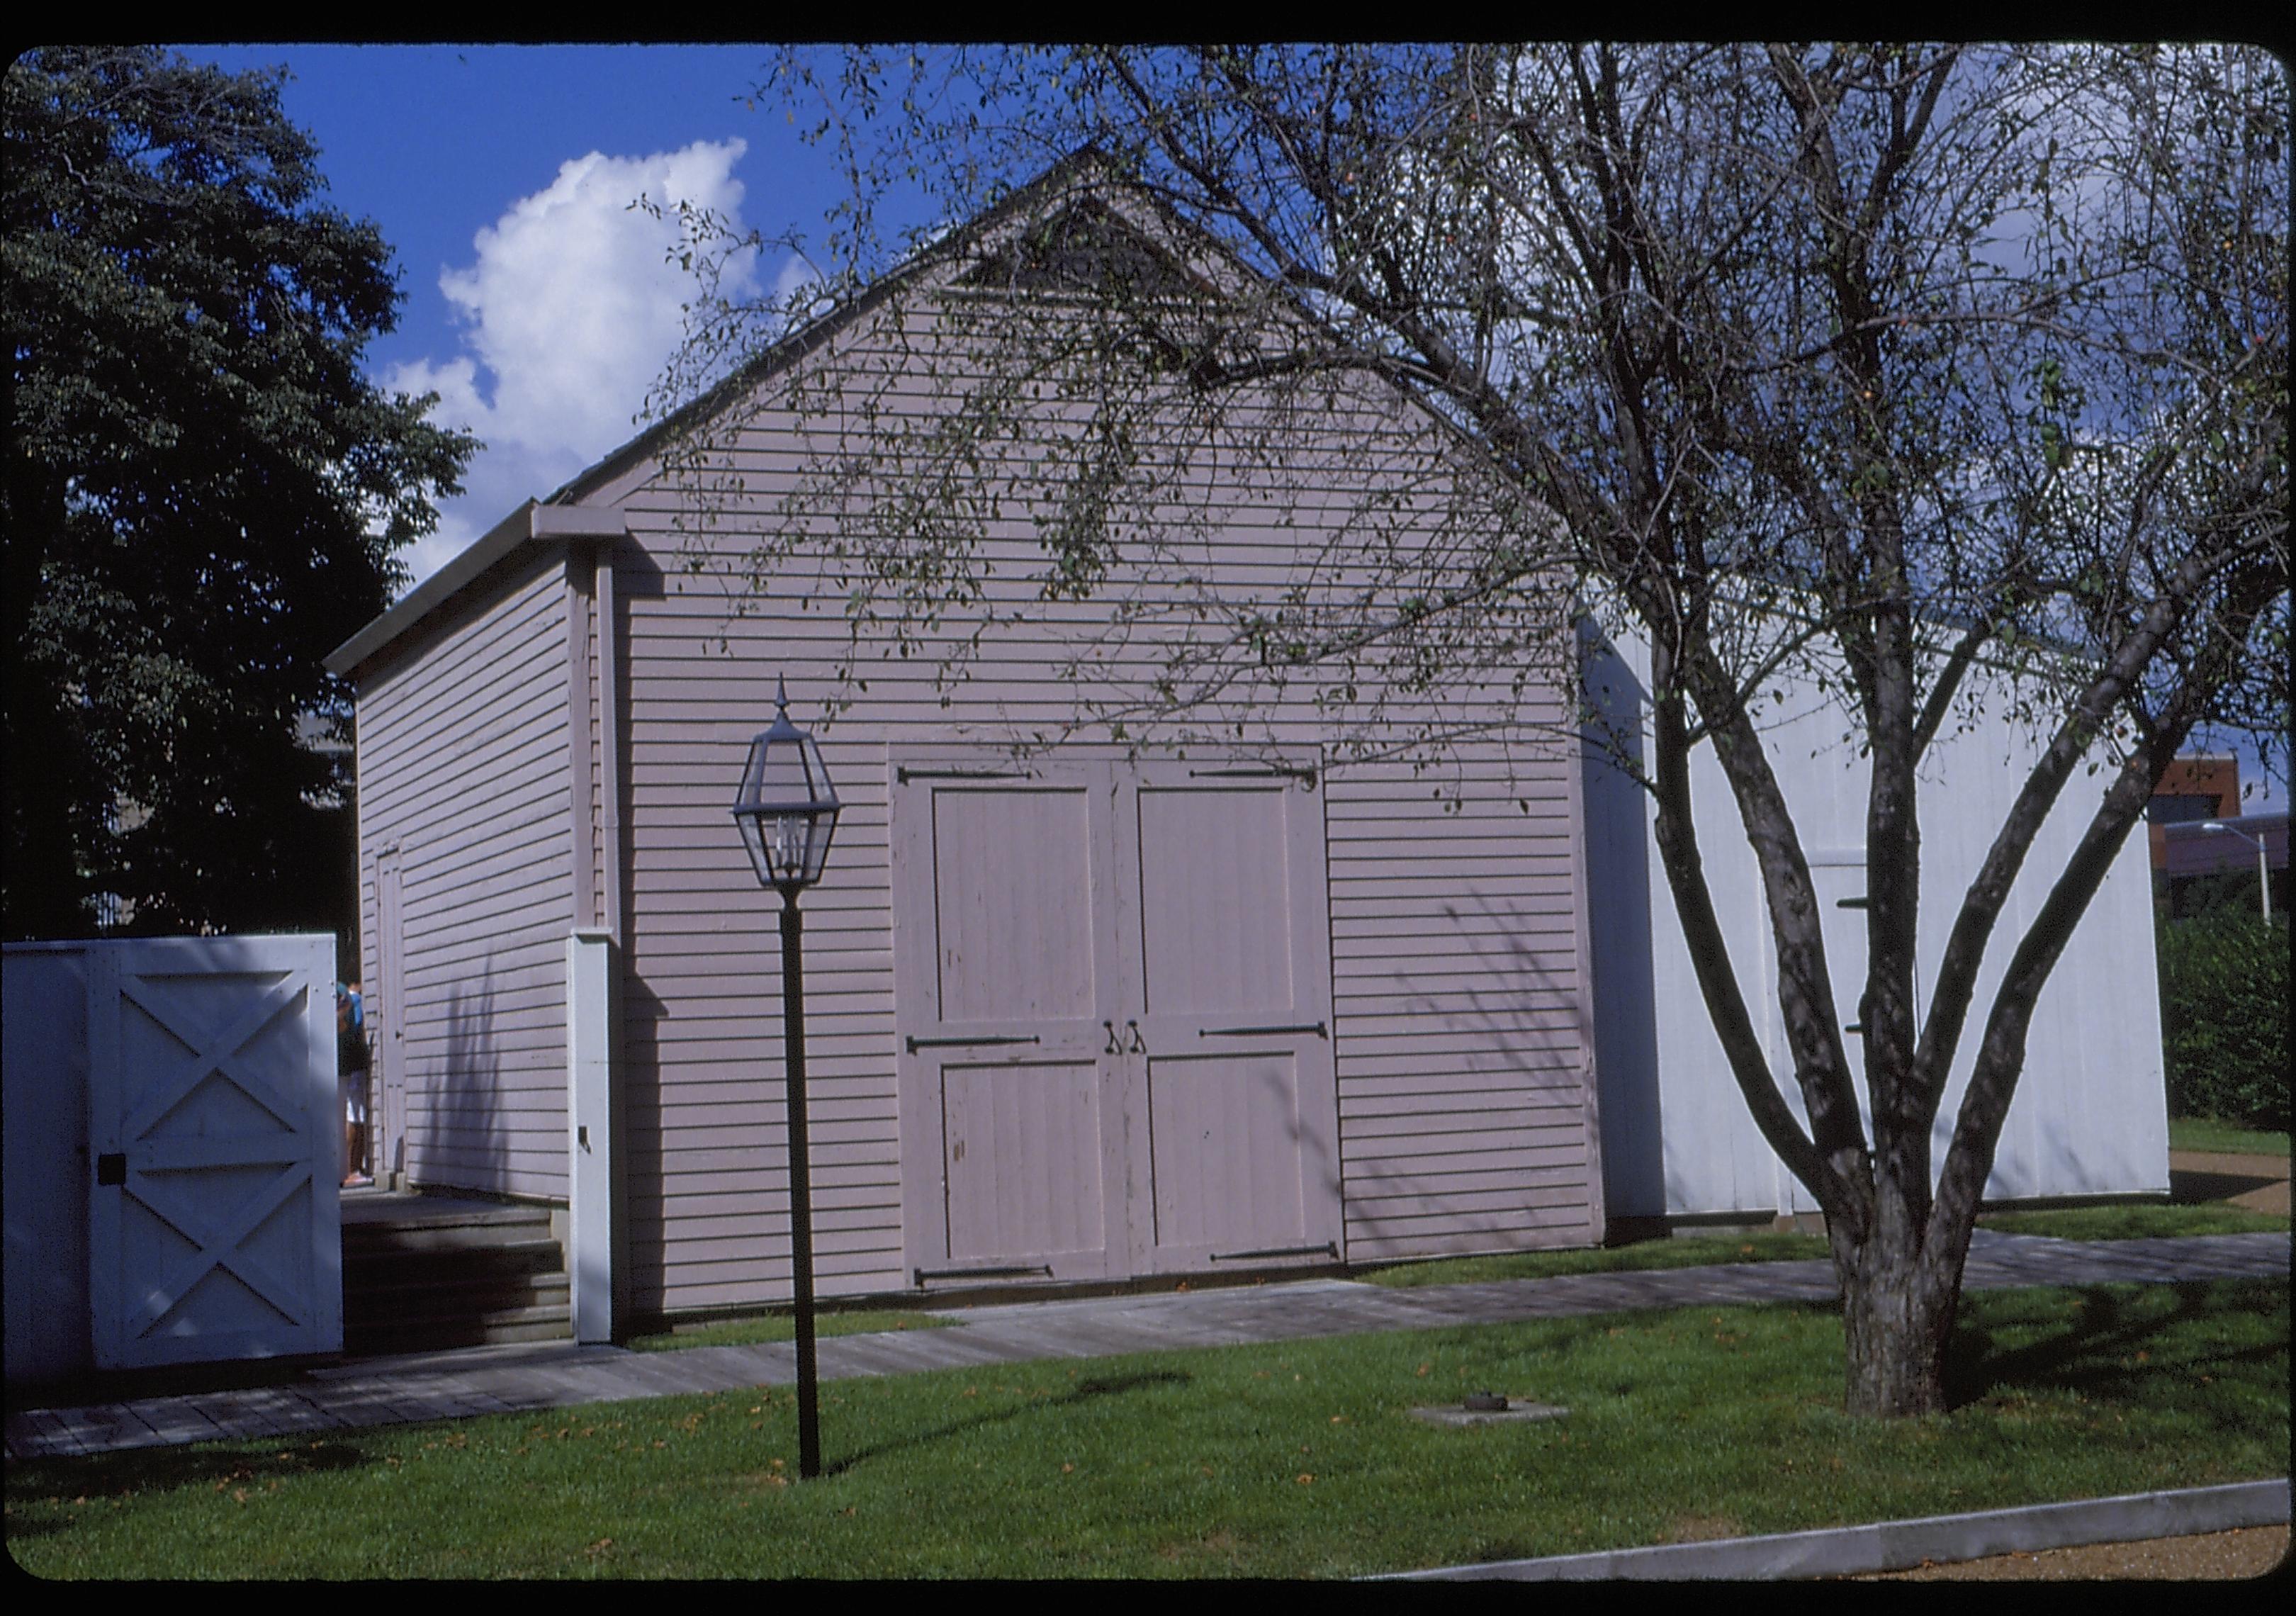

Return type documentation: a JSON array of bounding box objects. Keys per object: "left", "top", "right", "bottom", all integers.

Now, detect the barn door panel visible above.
[
  {"left": 86, "top": 936, "right": 341, "bottom": 1368},
  {"left": 1143, "top": 1050, "right": 1315, "bottom": 1255},
  {"left": 894, "top": 771, "right": 1127, "bottom": 1283},
  {"left": 1125, "top": 770, "right": 1340, "bottom": 1272},
  {"left": 939, "top": 1059, "right": 1107, "bottom": 1262}
]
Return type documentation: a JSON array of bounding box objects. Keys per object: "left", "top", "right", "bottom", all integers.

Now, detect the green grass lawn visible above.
[
  {"left": 629, "top": 1310, "right": 954, "bottom": 1353},
  {"left": 2168, "top": 1117, "right": 2290, "bottom": 1157},
  {"left": 10, "top": 1278, "right": 2283, "bottom": 1580},
  {"left": 1980, "top": 1204, "right": 2289, "bottom": 1239}
]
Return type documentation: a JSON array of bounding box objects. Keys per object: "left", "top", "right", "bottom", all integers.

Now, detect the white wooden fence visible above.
[{"left": 4, "top": 935, "right": 341, "bottom": 1381}]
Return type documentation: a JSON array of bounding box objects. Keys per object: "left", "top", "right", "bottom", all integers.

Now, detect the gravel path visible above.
[{"left": 1858, "top": 1524, "right": 2287, "bottom": 1581}]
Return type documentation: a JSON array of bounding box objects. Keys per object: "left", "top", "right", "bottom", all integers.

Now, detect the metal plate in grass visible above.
[{"left": 1410, "top": 1393, "right": 1570, "bottom": 1427}]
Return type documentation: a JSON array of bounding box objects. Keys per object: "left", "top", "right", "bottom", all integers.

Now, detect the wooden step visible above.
[
  {"left": 345, "top": 1301, "right": 574, "bottom": 1354},
  {"left": 344, "top": 1209, "right": 552, "bottom": 1247},
  {"left": 346, "top": 1234, "right": 565, "bottom": 1276},
  {"left": 343, "top": 1291, "right": 572, "bottom": 1353},
  {"left": 339, "top": 1194, "right": 570, "bottom": 1355},
  {"left": 346, "top": 1265, "right": 569, "bottom": 1321}
]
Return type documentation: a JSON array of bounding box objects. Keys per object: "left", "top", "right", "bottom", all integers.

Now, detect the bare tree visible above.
[{"left": 656, "top": 43, "right": 2287, "bottom": 1415}]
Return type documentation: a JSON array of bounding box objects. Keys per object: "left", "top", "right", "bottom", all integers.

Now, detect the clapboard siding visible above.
[
  {"left": 355, "top": 555, "right": 572, "bottom": 1200},
  {"left": 347, "top": 183, "right": 1600, "bottom": 1317},
  {"left": 590, "top": 286, "right": 1594, "bottom": 1318}
]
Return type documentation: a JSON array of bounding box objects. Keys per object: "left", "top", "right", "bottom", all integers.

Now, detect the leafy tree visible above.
[
  {"left": 2158, "top": 912, "right": 2290, "bottom": 1128},
  {"left": 660, "top": 44, "right": 2287, "bottom": 1415},
  {"left": 4, "top": 46, "right": 474, "bottom": 938}
]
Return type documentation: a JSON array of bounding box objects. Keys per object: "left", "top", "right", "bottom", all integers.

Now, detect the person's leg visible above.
[{"left": 342, "top": 1072, "right": 371, "bottom": 1185}]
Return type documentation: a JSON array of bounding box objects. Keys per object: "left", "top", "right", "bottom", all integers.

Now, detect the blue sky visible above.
[
  {"left": 175, "top": 45, "right": 2287, "bottom": 809},
  {"left": 184, "top": 44, "right": 932, "bottom": 587}
]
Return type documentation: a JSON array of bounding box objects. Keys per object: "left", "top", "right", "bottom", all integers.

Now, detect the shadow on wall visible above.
[
  {"left": 619, "top": 964, "right": 670, "bottom": 1321},
  {"left": 1578, "top": 625, "right": 1663, "bottom": 1222},
  {"left": 607, "top": 540, "right": 675, "bottom": 1320},
  {"left": 414, "top": 965, "right": 508, "bottom": 1196},
  {"left": 1339, "top": 738, "right": 1611, "bottom": 1257}
]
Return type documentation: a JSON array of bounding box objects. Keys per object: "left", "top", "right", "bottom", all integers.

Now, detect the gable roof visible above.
[
  {"left": 323, "top": 150, "right": 1446, "bottom": 680},
  {"left": 322, "top": 500, "right": 626, "bottom": 676},
  {"left": 568, "top": 155, "right": 1158, "bottom": 495}
]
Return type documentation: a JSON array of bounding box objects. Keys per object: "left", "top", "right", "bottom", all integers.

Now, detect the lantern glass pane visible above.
[
  {"left": 731, "top": 710, "right": 840, "bottom": 892},
  {"left": 737, "top": 810, "right": 770, "bottom": 884}
]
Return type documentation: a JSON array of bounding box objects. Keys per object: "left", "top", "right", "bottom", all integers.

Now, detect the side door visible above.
[
  {"left": 1118, "top": 758, "right": 1342, "bottom": 1274},
  {"left": 374, "top": 850, "right": 407, "bottom": 1184},
  {"left": 86, "top": 935, "right": 342, "bottom": 1367},
  {"left": 892, "top": 756, "right": 1130, "bottom": 1285}
]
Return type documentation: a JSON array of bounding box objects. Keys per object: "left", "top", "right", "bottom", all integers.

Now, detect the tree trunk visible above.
[{"left": 1837, "top": 1232, "right": 1954, "bottom": 1416}]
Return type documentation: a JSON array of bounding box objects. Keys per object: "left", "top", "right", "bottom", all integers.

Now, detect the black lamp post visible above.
[{"left": 731, "top": 676, "right": 841, "bottom": 1479}]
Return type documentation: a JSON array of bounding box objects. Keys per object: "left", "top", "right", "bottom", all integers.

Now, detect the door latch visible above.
[{"left": 96, "top": 1152, "right": 127, "bottom": 1186}]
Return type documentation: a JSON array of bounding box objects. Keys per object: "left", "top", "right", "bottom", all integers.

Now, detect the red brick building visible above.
[{"left": 2146, "top": 754, "right": 2241, "bottom": 868}]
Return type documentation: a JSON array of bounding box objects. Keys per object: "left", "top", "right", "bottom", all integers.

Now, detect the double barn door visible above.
[{"left": 892, "top": 752, "right": 1340, "bottom": 1286}]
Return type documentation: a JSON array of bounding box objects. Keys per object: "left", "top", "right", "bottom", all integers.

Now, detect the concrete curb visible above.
[{"left": 1378, "top": 1478, "right": 2292, "bottom": 1581}]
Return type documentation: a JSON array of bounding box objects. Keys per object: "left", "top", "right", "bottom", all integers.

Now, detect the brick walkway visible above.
[{"left": 8, "top": 1229, "right": 2286, "bottom": 1461}]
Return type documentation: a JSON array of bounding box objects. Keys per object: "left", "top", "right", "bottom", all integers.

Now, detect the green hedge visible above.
[{"left": 2158, "top": 913, "right": 2291, "bottom": 1128}]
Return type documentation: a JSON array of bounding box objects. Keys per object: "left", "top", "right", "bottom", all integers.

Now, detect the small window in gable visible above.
[{"left": 961, "top": 202, "right": 1203, "bottom": 302}]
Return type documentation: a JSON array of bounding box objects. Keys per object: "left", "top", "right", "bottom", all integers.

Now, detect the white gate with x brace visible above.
[{"left": 86, "top": 936, "right": 341, "bottom": 1368}]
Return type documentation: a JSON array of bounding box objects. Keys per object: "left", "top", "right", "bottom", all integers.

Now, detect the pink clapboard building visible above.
[{"left": 326, "top": 162, "right": 1604, "bottom": 1335}]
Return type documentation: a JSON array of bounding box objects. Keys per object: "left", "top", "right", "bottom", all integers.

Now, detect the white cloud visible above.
[
  {"left": 770, "top": 249, "right": 823, "bottom": 310},
  {"left": 386, "top": 140, "right": 760, "bottom": 588}
]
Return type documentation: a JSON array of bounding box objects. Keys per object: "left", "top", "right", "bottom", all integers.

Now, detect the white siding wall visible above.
[{"left": 1584, "top": 625, "right": 2168, "bottom": 1220}]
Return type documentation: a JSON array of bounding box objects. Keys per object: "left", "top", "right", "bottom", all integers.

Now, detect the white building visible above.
[{"left": 1582, "top": 619, "right": 2168, "bottom": 1226}]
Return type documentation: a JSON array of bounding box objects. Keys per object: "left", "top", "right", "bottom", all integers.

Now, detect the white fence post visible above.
[{"left": 567, "top": 928, "right": 619, "bottom": 1342}]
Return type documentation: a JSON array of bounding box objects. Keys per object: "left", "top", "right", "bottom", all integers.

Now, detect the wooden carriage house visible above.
[
  {"left": 327, "top": 159, "right": 2168, "bottom": 1344},
  {"left": 326, "top": 162, "right": 1608, "bottom": 1338}
]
